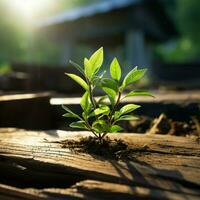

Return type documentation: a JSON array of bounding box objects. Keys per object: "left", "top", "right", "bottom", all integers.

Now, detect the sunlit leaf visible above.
[
  {"left": 120, "top": 104, "right": 141, "bottom": 115},
  {"left": 125, "top": 90, "right": 154, "bottom": 98},
  {"left": 62, "top": 113, "right": 78, "bottom": 118},
  {"left": 84, "top": 58, "right": 93, "bottom": 79},
  {"left": 80, "top": 91, "right": 91, "bottom": 114},
  {"left": 102, "top": 87, "right": 116, "bottom": 106},
  {"left": 69, "top": 121, "right": 88, "bottom": 129},
  {"left": 114, "top": 111, "right": 121, "bottom": 120},
  {"left": 90, "top": 105, "right": 110, "bottom": 117},
  {"left": 109, "top": 125, "right": 123, "bottom": 133},
  {"left": 89, "top": 47, "right": 103, "bottom": 75},
  {"left": 62, "top": 105, "right": 82, "bottom": 120},
  {"left": 110, "top": 57, "right": 121, "bottom": 81},
  {"left": 65, "top": 73, "right": 88, "bottom": 90},
  {"left": 122, "top": 67, "right": 147, "bottom": 88},
  {"left": 115, "top": 115, "right": 139, "bottom": 122}
]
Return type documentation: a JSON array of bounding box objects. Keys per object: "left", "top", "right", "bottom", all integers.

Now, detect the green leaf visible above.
[
  {"left": 120, "top": 104, "right": 141, "bottom": 115},
  {"left": 84, "top": 58, "right": 93, "bottom": 79},
  {"left": 69, "top": 121, "right": 88, "bottom": 130},
  {"left": 89, "top": 47, "right": 103, "bottom": 75},
  {"left": 62, "top": 105, "right": 82, "bottom": 120},
  {"left": 80, "top": 91, "right": 91, "bottom": 113},
  {"left": 125, "top": 90, "right": 154, "bottom": 98},
  {"left": 92, "top": 70, "right": 106, "bottom": 86},
  {"left": 69, "top": 60, "right": 84, "bottom": 75},
  {"left": 62, "top": 113, "right": 78, "bottom": 118},
  {"left": 96, "top": 95, "right": 107, "bottom": 104},
  {"left": 92, "top": 120, "right": 109, "bottom": 133},
  {"left": 101, "top": 78, "right": 118, "bottom": 92},
  {"left": 65, "top": 73, "right": 88, "bottom": 90},
  {"left": 110, "top": 57, "right": 121, "bottom": 81},
  {"left": 110, "top": 125, "right": 123, "bottom": 133},
  {"left": 115, "top": 115, "right": 139, "bottom": 122},
  {"left": 99, "top": 70, "right": 107, "bottom": 78},
  {"left": 102, "top": 87, "right": 116, "bottom": 106},
  {"left": 90, "top": 105, "right": 110, "bottom": 117},
  {"left": 114, "top": 111, "right": 121, "bottom": 120},
  {"left": 122, "top": 67, "right": 147, "bottom": 88}
]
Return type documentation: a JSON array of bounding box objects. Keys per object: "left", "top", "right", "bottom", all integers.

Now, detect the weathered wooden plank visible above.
[
  {"left": 0, "top": 129, "right": 199, "bottom": 199},
  {"left": 0, "top": 93, "right": 53, "bottom": 129},
  {"left": 0, "top": 180, "right": 200, "bottom": 200},
  {"left": 50, "top": 90, "right": 200, "bottom": 104},
  {"left": 51, "top": 91, "right": 200, "bottom": 130},
  {"left": 63, "top": 180, "right": 200, "bottom": 200},
  {"left": 0, "top": 184, "right": 53, "bottom": 200},
  {"left": 0, "top": 129, "right": 200, "bottom": 185},
  {"left": 0, "top": 93, "right": 51, "bottom": 102}
]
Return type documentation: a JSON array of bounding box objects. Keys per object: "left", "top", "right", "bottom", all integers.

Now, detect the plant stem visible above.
[
  {"left": 85, "top": 77, "right": 102, "bottom": 141},
  {"left": 98, "top": 133, "right": 102, "bottom": 144},
  {"left": 108, "top": 91, "right": 121, "bottom": 123},
  {"left": 84, "top": 120, "right": 99, "bottom": 138},
  {"left": 89, "top": 121, "right": 100, "bottom": 140},
  {"left": 91, "top": 130, "right": 99, "bottom": 139},
  {"left": 86, "top": 78, "right": 96, "bottom": 109},
  {"left": 100, "top": 132, "right": 107, "bottom": 141},
  {"left": 100, "top": 91, "right": 122, "bottom": 140}
]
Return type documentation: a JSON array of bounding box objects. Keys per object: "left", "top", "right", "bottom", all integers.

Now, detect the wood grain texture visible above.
[{"left": 0, "top": 128, "right": 199, "bottom": 200}]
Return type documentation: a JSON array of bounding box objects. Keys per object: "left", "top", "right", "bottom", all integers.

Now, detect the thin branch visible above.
[
  {"left": 101, "top": 91, "right": 122, "bottom": 140},
  {"left": 86, "top": 78, "right": 96, "bottom": 109},
  {"left": 84, "top": 120, "right": 99, "bottom": 138},
  {"left": 108, "top": 91, "right": 121, "bottom": 123}
]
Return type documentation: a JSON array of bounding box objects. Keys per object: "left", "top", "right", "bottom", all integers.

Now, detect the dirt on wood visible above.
[
  {"left": 58, "top": 136, "right": 145, "bottom": 160},
  {"left": 121, "top": 114, "right": 200, "bottom": 137}
]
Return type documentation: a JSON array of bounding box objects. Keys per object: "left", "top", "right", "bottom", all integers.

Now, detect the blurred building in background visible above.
[
  {"left": 38, "top": 0, "right": 177, "bottom": 73},
  {"left": 0, "top": 0, "right": 200, "bottom": 91}
]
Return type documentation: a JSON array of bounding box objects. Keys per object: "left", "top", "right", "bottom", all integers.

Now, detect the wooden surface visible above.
[
  {"left": 0, "top": 128, "right": 200, "bottom": 200},
  {"left": 0, "top": 93, "right": 54, "bottom": 130},
  {"left": 50, "top": 90, "right": 200, "bottom": 105},
  {"left": 51, "top": 90, "right": 200, "bottom": 124}
]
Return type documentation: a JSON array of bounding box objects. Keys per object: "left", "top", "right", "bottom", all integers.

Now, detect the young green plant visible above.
[{"left": 62, "top": 47, "right": 153, "bottom": 143}]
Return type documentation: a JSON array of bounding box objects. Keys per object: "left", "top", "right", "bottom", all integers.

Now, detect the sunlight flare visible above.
[{"left": 7, "top": 0, "right": 50, "bottom": 19}]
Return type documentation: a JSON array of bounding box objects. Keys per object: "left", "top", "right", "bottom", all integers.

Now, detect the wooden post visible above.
[
  {"left": 60, "top": 38, "right": 74, "bottom": 65},
  {"left": 125, "top": 30, "right": 147, "bottom": 72}
]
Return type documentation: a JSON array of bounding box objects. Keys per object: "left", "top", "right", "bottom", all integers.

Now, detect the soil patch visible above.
[
  {"left": 121, "top": 114, "right": 200, "bottom": 137},
  {"left": 59, "top": 136, "right": 140, "bottom": 160}
]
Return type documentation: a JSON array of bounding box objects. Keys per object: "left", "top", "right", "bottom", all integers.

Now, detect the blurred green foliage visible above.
[
  {"left": 156, "top": 0, "right": 200, "bottom": 62},
  {"left": 0, "top": 63, "right": 11, "bottom": 75},
  {"left": 0, "top": 1, "right": 24, "bottom": 62},
  {"left": 0, "top": 0, "right": 199, "bottom": 66}
]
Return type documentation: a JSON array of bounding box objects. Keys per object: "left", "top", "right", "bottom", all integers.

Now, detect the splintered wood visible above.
[{"left": 0, "top": 128, "right": 200, "bottom": 200}]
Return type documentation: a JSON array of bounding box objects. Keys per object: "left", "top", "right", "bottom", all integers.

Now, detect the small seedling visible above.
[{"left": 62, "top": 47, "right": 153, "bottom": 143}]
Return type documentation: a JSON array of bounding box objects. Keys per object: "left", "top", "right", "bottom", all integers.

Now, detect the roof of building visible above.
[
  {"left": 39, "top": 0, "right": 140, "bottom": 27},
  {"left": 38, "top": 0, "right": 178, "bottom": 43}
]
